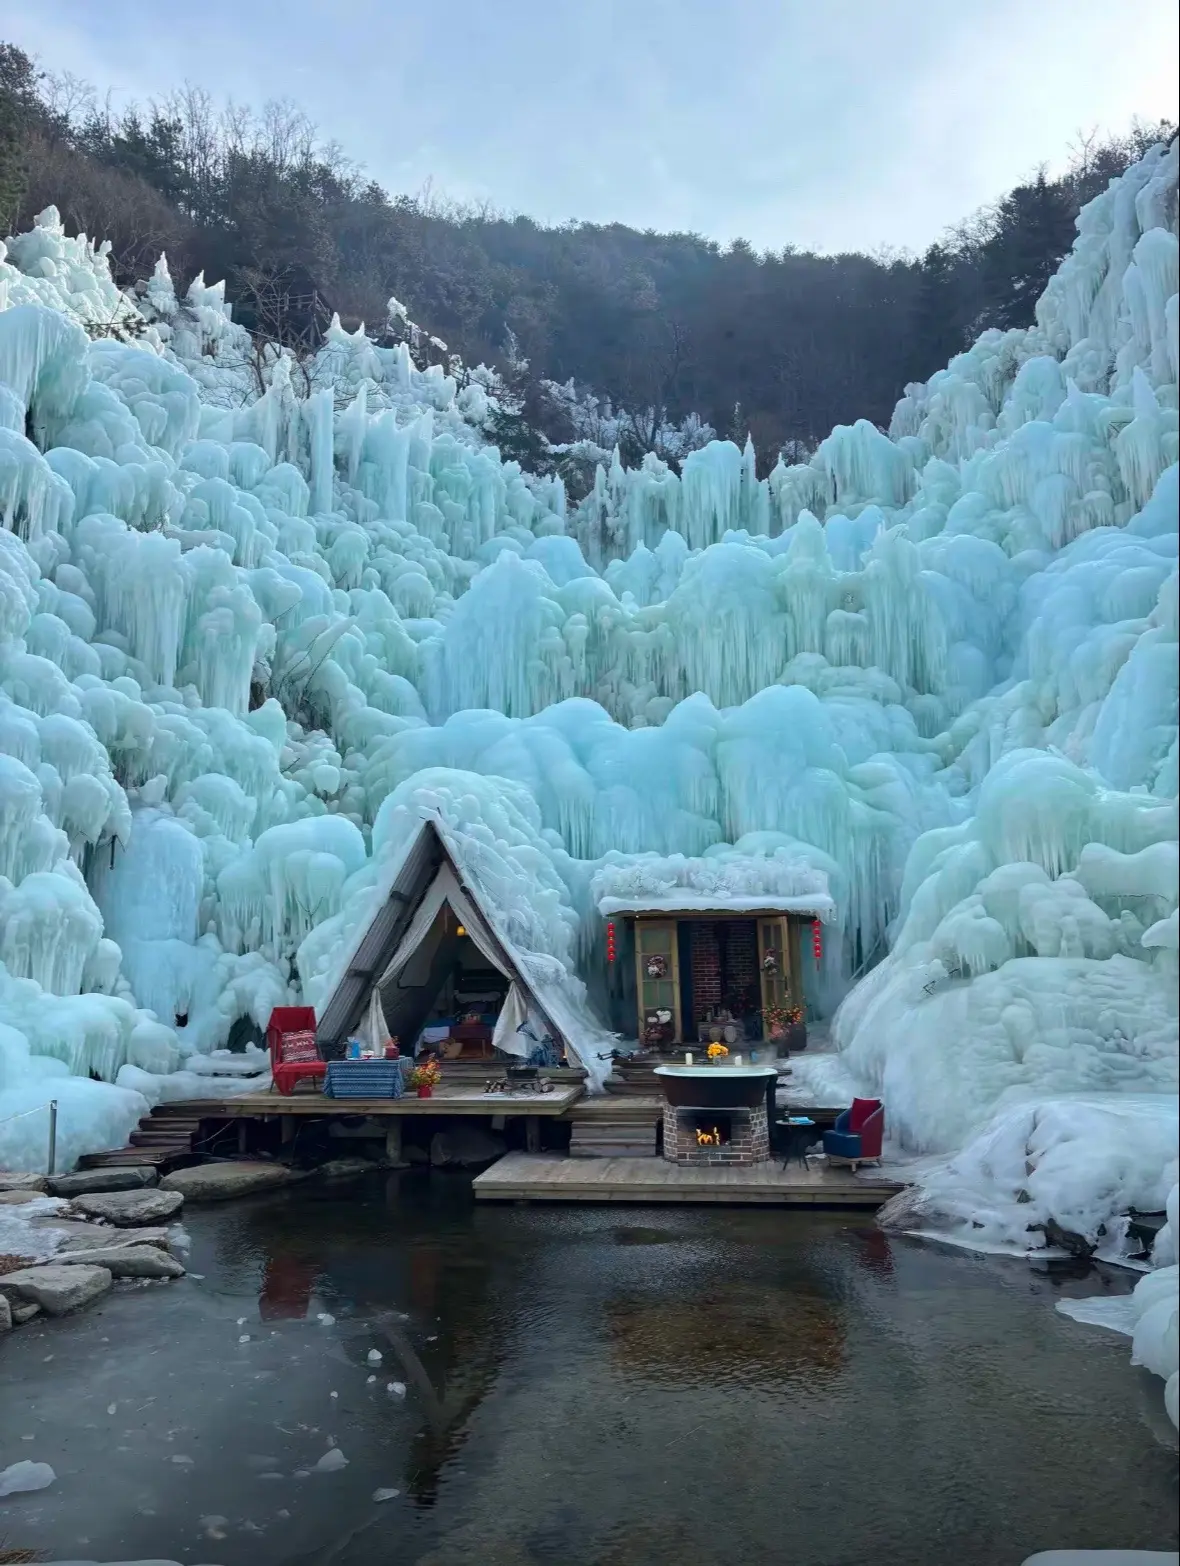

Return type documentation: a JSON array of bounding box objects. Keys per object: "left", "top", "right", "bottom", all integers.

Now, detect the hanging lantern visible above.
[
  {"left": 811, "top": 918, "right": 823, "bottom": 962},
  {"left": 606, "top": 919, "right": 617, "bottom": 964}
]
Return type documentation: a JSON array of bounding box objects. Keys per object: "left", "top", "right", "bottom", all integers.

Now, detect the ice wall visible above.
[{"left": 0, "top": 142, "right": 1176, "bottom": 1190}]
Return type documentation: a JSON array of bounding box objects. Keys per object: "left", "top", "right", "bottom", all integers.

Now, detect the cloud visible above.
[{"left": 14, "top": 0, "right": 1179, "bottom": 252}]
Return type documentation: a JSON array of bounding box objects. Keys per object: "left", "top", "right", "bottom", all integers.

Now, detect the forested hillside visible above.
[{"left": 1, "top": 40, "right": 1173, "bottom": 478}]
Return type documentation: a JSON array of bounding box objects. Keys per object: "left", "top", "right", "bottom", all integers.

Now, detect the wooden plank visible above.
[
  {"left": 178, "top": 1085, "right": 583, "bottom": 1119},
  {"left": 473, "top": 1152, "right": 902, "bottom": 1208}
]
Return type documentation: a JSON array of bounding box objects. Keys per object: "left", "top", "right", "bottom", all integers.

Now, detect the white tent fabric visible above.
[{"left": 361, "top": 865, "right": 530, "bottom": 1059}]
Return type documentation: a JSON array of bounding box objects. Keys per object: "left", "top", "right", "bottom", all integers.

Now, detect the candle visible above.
[
  {"left": 734, "top": 1053, "right": 743, "bottom": 1066},
  {"left": 685, "top": 1052, "right": 693, "bottom": 1065}
]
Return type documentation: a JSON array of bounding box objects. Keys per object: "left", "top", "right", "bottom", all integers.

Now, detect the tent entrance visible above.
[{"left": 378, "top": 904, "right": 510, "bottom": 1060}]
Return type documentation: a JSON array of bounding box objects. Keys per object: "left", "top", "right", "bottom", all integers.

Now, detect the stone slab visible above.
[
  {"left": 0, "top": 1263, "right": 112, "bottom": 1315},
  {"left": 48, "top": 1167, "right": 159, "bottom": 1198},
  {"left": 160, "top": 1162, "right": 293, "bottom": 1201},
  {"left": 71, "top": 1190, "right": 184, "bottom": 1226}
]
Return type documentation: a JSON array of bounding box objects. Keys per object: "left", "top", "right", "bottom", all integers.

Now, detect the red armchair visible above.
[
  {"left": 822, "top": 1097, "right": 884, "bottom": 1168},
  {"left": 267, "top": 1006, "right": 327, "bottom": 1096}
]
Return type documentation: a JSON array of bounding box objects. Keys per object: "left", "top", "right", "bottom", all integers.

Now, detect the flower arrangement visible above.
[
  {"left": 763, "top": 1003, "right": 803, "bottom": 1037},
  {"left": 706, "top": 1042, "right": 729, "bottom": 1060},
  {"left": 644, "top": 954, "right": 668, "bottom": 980},
  {"left": 761, "top": 951, "right": 779, "bottom": 975},
  {"left": 408, "top": 1060, "right": 441, "bottom": 1091}
]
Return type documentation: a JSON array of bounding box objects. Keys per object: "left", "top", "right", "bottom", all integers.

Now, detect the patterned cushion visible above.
[{"left": 280, "top": 1030, "right": 318, "bottom": 1063}]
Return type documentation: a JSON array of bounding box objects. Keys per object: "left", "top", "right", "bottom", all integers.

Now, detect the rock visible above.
[
  {"left": 47, "top": 1166, "right": 159, "bottom": 1198},
  {"left": 429, "top": 1126, "right": 506, "bottom": 1169},
  {"left": 10, "top": 1301, "right": 40, "bottom": 1324},
  {"left": 0, "top": 1263, "right": 112, "bottom": 1315},
  {"left": 0, "top": 1293, "right": 9, "bottom": 1331},
  {"left": 0, "top": 1172, "right": 49, "bottom": 1192},
  {"left": 55, "top": 1245, "right": 186, "bottom": 1279},
  {"left": 1041, "top": 1218, "right": 1096, "bottom": 1259},
  {"left": 317, "top": 1157, "right": 380, "bottom": 1180},
  {"left": 0, "top": 1188, "right": 57, "bottom": 1206},
  {"left": 160, "top": 1162, "right": 293, "bottom": 1201},
  {"left": 57, "top": 1225, "right": 173, "bottom": 1253},
  {"left": 71, "top": 1189, "right": 184, "bottom": 1226}
]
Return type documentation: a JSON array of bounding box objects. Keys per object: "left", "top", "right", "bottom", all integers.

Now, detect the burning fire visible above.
[{"left": 696, "top": 1126, "right": 723, "bottom": 1147}]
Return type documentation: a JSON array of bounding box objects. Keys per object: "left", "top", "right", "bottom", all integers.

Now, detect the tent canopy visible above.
[{"left": 316, "top": 819, "right": 579, "bottom": 1067}]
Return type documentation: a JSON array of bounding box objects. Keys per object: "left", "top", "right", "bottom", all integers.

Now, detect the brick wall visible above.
[
  {"left": 662, "top": 1102, "right": 770, "bottom": 1166},
  {"left": 690, "top": 922, "right": 722, "bottom": 1022}
]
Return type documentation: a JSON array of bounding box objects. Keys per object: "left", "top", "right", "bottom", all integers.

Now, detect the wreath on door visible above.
[
  {"left": 761, "top": 951, "right": 779, "bottom": 976},
  {"left": 644, "top": 954, "right": 668, "bottom": 980}
]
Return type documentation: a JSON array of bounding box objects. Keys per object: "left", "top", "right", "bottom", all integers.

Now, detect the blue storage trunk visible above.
[{"left": 323, "top": 1060, "right": 405, "bottom": 1099}]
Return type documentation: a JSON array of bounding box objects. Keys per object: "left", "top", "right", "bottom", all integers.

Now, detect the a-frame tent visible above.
[{"left": 315, "top": 817, "right": 580, "bottom": 1067}]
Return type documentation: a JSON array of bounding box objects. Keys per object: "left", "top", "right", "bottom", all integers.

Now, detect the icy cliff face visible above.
[{"left": 0, "top": 141, "right": 1176, "bottom": 1196}]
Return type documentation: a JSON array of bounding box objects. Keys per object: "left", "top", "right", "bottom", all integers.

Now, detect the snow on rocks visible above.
[
  {"left": 0, "top": 1261, "right": 112, "bottom": 1314},
  {"left": 159, "top": 1161, "right": 293, "bottom": 1201},
  {"left": 70, "top": 1189, "right": 184, "bottom": 1226}
]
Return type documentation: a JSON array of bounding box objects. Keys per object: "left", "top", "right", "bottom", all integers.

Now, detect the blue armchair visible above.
[{"left": 822, "top": 1098, "right": 884, "bottom": 1167}]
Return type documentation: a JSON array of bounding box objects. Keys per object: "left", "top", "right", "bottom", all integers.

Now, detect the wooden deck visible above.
[
  {"left": 473, "top": 1152, "right": 903, "bottom": 1207},
  {"left": 180, "top": 1084, "right": 583, "bottom": 1118}
]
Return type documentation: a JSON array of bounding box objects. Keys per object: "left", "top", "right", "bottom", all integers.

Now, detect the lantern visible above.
[
  {"left": 811, "top": 918, "right": 823, "bottom": 963},
  {"left": 606, "top": 919, "right": 617, "bottom": 964}
]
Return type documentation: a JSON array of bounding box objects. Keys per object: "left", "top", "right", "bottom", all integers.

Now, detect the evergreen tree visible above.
[
  {"left": 0, "top": 43, "right": 40, "bottom": 230},
  {"left": 979, "top": 171, "right": 1077, "bottom": 329}
]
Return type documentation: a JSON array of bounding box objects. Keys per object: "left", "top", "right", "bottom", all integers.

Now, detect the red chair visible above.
[
  {"left": 267, "top": 1006, "right": 327, "bottom": 1096},
  {"left": 822, "top": 1097, "right": 884, "bottom": 1168}
]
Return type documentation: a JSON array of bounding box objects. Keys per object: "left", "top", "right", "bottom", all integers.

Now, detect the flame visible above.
[{"left": 696, "top": 1126, "right": 723, "bottom": 1147}]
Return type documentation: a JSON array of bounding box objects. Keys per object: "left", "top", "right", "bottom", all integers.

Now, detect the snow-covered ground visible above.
[{"left": 0, "top": 140, "right": 1176, "bottom": 1411}]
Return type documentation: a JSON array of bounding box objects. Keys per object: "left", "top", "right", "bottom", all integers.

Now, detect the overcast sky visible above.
[{"left": 12, "top": 0, "right": 1179, "bottom": 254}]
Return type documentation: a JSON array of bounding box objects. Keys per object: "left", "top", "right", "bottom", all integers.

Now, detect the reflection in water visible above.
[
  {"left": 258, "top": 1254, "right": 318, "bottom": 1320},
  {"left": 6, "top": 1174, "right": 1176, "bottom": 1566}
]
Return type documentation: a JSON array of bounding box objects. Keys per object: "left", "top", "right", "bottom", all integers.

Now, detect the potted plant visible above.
[
  {"left": 408, "top": 1060, "right": 441, "bottom": 1098},
  {"left": 762, "top": 1002, "right": 806, "bottom": 1053}
]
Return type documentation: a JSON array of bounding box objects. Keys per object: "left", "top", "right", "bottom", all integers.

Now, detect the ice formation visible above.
[{"left": 0, "top": 126, "right": 1175, "bottom": 1303}]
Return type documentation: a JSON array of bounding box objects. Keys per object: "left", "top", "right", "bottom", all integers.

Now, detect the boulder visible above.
[
  {"left": 57, "top": 1226, "right": 174, "bottom": 1254},
  {"left": 0, "top": 1263, "right": 112, "bottom": 1315},
  {"left": 160, "top": 1162, "right": 293, "bottom": 1201},
  {"left": 0, "top": 1172, "right": 49, "bottom": 1192},
  {"left": 317, "top": 1157, "right": 381, "bottom": 1180},
  {"left": 11, "top": 1301, "right": 40, "bottom": 1324},
  {"left": 0, "top": 1189, "right": 58, "bottom": 1206},
  {"left": 429, "top": 1126, "right": 506, "bottom": 1169},
  {"left": 47, "top": 1166, "right": 159, "bottom": 1198},
  {"left": 70, "top": 1189, "right": 184, "bottom": 1226},
  {"left": 0, "top": 1293, "right": 9, "bottom": 1331},
  {"left": 55, "top": 1246, "right": 186, "bottom": 1280}
]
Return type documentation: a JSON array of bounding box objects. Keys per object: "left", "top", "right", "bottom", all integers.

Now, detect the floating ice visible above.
[{"left": 0, "top": 1458, "right": 56, "bottom": 1495}]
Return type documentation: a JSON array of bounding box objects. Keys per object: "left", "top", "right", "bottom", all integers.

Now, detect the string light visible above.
[{"left": 811, "top": 918, "right": 823, "bottom": 963}]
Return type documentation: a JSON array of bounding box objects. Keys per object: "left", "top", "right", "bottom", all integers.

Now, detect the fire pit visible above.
[{"left": 654, "top": 1065, "right": 776, "bottom": 1166}]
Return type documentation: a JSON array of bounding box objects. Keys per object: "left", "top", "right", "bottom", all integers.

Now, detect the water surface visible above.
[{"left": 3, "top": 1171, "right": 1176, "bottom": 1565}]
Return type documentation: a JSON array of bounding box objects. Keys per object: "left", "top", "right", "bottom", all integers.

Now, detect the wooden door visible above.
[
  {"left": 757, "top": 916, "right": 794, "bottom": 1022},
  {"left": 634, "top": 919, "right": 681, "bottom": 1044}
]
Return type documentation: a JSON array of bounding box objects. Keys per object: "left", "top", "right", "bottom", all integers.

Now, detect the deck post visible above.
[
  {"left": 385, "top": 1122, "right": 403, "bottom": 1166},
  {"left": 237, "top": 1121, "right": 248, "bottom": 1155},
  {"left": 525, "top": 1116, "right": 541, "bottom": 1154},
  {"left": 281, "top": 1116, "right": 295, "bottom": 1145}
]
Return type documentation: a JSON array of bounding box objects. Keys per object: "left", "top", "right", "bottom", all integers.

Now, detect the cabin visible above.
[{"left": 596, "top": 880, "right": 832, "bottom": 1051}]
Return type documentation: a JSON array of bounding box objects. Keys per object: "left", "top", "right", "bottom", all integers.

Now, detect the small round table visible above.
[{"left": 777, "top": 1116, "right": 817, "bottom": 1168}]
